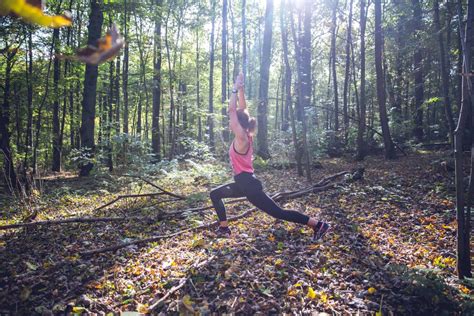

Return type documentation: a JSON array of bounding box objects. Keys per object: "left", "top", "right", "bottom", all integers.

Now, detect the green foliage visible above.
[
  {"left": 253, "top": 155, "right": 269, "bottom": 170},
  {"left": 389, "top": 265, "right": 459, "bottom": 314}
]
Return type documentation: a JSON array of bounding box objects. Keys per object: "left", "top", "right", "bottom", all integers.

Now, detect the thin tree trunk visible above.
[
  {"left": 343, "top": 0, "right": 353, "bottom": 142},
  {"left": 280, "top": 0, "right": 299, "bottom": 172},
  {"left": 208, "top": 0, "right": 216, "bottom": 152},
  {"left": 434, "top": 0, "right": 455, "bottom": 145},
  {"left": 356, "top": 0, "right": 367, "bottom": 161},
  {"left": 257, "top": 0, "right": 274, "bottom": 160},
  {"left": 196, "top": 28, "right": 202, "bottom": 142},
  {"left": 242, "top": 0, "right": 247, "bottom": 83},
  {"left": 330, "top": 0, "right": 339, "bottom": 131},
  {"left": 152, "top": 0, "right": 163, "bottom": 162},
  {"left": 122, "top": 0, "right": 129, "bottom": 134},
  {"left": 412, "top": 0, "right": 424, "bottom": 142},
  {"left": 25, "top": 28, "right": 33, "bottom": 170},
  {"left": 222, "top": 0, "right": 229, "bottom": 143},
  {"left": 52, "top": 27, "right": 61, "bottom": 172},
  {"left": 374, "top": 0, "right": 396, "bottom": 159}
]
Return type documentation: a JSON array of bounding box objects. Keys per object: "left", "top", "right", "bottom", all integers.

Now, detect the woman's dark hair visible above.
[{"left": 236, "top": 109, "right": 257, "bottom": 135}]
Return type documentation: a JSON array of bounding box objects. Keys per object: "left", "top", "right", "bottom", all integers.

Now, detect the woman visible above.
[{"left": 210, "top": 73, "right": 330, "bottom": 241}]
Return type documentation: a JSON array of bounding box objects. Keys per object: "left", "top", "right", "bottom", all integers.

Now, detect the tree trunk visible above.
[
  {"left": 107, "top": 60, "right": 114, "bottom": 171},
  {"left": 330, "top": 0, "right": 339, "bottom": 132},
  {"left": 221, "top": 0, "right": 229, "bottom": 143},
  {"left": 25, "top": 28, "right": 33, "bottom": 170},
  {"left": 196, "top": 29, "right": 202, "bottom": 143},
  {"left": 122, "top": 0, "right": 129, "bottom": 134},
  {"left": 412, "top": 0, "right": 424, "bottom": 142},
  {"left": 242, "top": 0, "right": 247, "bottom": 83},
  {"left": 356, "top": 0, "right": 367, "bottom": 161},
  {"left": 433, "top": 0, "right": 455, "bottom": 145},
  {"left": 343, "top": 0, "right": 353, "bottom": 142},
  {"left": 454, "top": 0, "right": 473, "bottom": 280},
  {"left": 152, "top": 0, "right": 163, "bottom": 162},
  {"left": 0, "top": 50, "right": 18, "bottom": 193},
  {"left": 208, "top": 0, "right": 216, "bottom": 152},
  {"left": 374, "top": 0, "right": 396, "bottom": 159},
  {"left": 280, "top": 0, "right": 299, "bottom": 173},
  {"left": 256, "top": 0, "right": 274, "bottom": 160},
  {"left": 52, "top": 27, "right": 61, "bottom": 172},
  {"left": 79, "top": 0, "right": 103, "bottom": 177}
]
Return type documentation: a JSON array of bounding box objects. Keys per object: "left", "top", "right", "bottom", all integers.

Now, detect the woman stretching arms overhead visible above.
[{"left": 210, "top": 73, "right": 330, "bottom": 241}]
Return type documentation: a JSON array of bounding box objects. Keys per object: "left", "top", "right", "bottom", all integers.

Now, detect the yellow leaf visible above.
[
  {"left": 368, "top": 287, "right": 377, "bottom": 294},
  {"left": 320, "top": 291, "right": 328, "bottom": 303},
  {"left": 376, "top": 312, "right": 383, "bottom": 316},
  {"left": 191, "top": 237, "right": 206, "bottom": 248},
  {"left": 268, "top": 234, "right": 275, "bottom": 242},
  {"left": 72, "top": 307, "right": 85, "bottom": 313},
  {"left": 0, "top": 0, "right": 72, "bottom": 28},
  {"left": 287, "top": 288, "right": 298, "bottom": 296},
  {"left": 182, "top": 295, "right": 194, "bottom": 312},
  {"left": 307, "top": 287, "right": 317, "bottom": 299},
  {"left": 275, "top": 258, "right": 284, "bottom": 266},
  {"left": 460, "top": 285, "right": 470, "bottom": 294},
  {"left": 137, "top": 302, "right": 148, "bottom": 313}
]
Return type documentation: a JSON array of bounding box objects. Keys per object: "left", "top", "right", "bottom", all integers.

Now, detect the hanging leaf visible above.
[
  {"left": 0, "top": 0, "right": 72, "bottom": 28},
  {"left": 61, "top": 24, "right": 125, "bottom": 65}
]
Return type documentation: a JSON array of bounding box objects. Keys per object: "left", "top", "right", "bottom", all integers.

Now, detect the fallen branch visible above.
[
  {"left": 147, "top": 255, "right": 216, "bottom": 312},
  {"left": 0, "top": 170, "right": 355, "bottom": 231},
  {"left": 80, "top": 170, "right": 361, "bottom": 256},
  {"left": 94, "top": 192, "right": 167, "bottom": 212},
  {"left": 122, "top": 174, "right": 186, "bottom": 200},
  {"left": 80, "top": 206, "right": 259, "bottom": 256},
  {"left": 0, "top": 215, "right": 160, "bottom": 231}
]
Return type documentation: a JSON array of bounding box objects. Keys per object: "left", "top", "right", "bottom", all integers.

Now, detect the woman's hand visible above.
[{"left": 234, "top": 72, "right": 244, "bottom": 90}]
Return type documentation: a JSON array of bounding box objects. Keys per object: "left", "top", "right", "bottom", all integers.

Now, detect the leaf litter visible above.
[{"left": 0, "top": 152, "right": 473, "bottom": 314}]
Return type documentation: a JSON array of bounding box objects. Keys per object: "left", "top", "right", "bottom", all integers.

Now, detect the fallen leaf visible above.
[
  {"left": 307, "top": 287, "right": 317, "bottom": 299},
  {"left": 368, "top": 287, "right": 377, "bottom": 295}
]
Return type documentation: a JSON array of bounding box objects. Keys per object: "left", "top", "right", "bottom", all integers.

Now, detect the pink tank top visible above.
[{"left": 229, "top": 135, "right": 254, "bottom": 175}]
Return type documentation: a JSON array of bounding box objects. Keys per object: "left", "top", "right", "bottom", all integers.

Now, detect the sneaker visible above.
[
  {"left": 313, "top": 221, "right": 330, "bottom": 241},
  {"left": 215, "top": 226, "right": 231, "bottom": 238}
]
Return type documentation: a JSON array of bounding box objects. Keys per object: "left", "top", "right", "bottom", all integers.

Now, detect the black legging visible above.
[{"left": 210, "top": 172, "right": 310, "bottom": 225}]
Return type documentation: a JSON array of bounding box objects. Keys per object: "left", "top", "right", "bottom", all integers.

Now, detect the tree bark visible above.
[
  {"left": 79, "top": 0, "right": 103, "bottom": 177},
  {"left": 0, "top": 49, "right": 19, "bottom": 193},
  {"left": 374, "top": 0, "right": 396, "bottom": 159},
  {"left": 412, "top": 0, "right": 424, "bottom": 142},
  {"left": 343, "top": 0, "right": 353, "bottom": 142},
  {"left": 152, "top": 0, "right": 163, "bottom": 162},
  {"left": 52, "top": 27, "right": 61, "bottom": 172},
  {"left": 208, "top": 0, "right": 216, "bottom": 152},
  {"left": 257, "top": 0, "right": 274, "bottom": 160},
  {"left": 122, "top": 0, "right": 129, "bottom": 134},
  {"left": 221, "top": 0, "right": 229, "bottom": 143},
  {"left": 356, "top": 0, "right": 367, "bottom": 161},
  {"left": 454, "top": 0, "right": 473, "bottom": 279},
  {"left": 330, "top": 0, "right": 339, "bottom": 131},
  {"left": 433, "top": 0, "right": 455, "bottom": 145}
]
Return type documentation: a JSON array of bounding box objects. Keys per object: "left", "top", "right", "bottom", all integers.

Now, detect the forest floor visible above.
[{"left": 1, "top": 151, "right": 474, "bottom": 315}]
